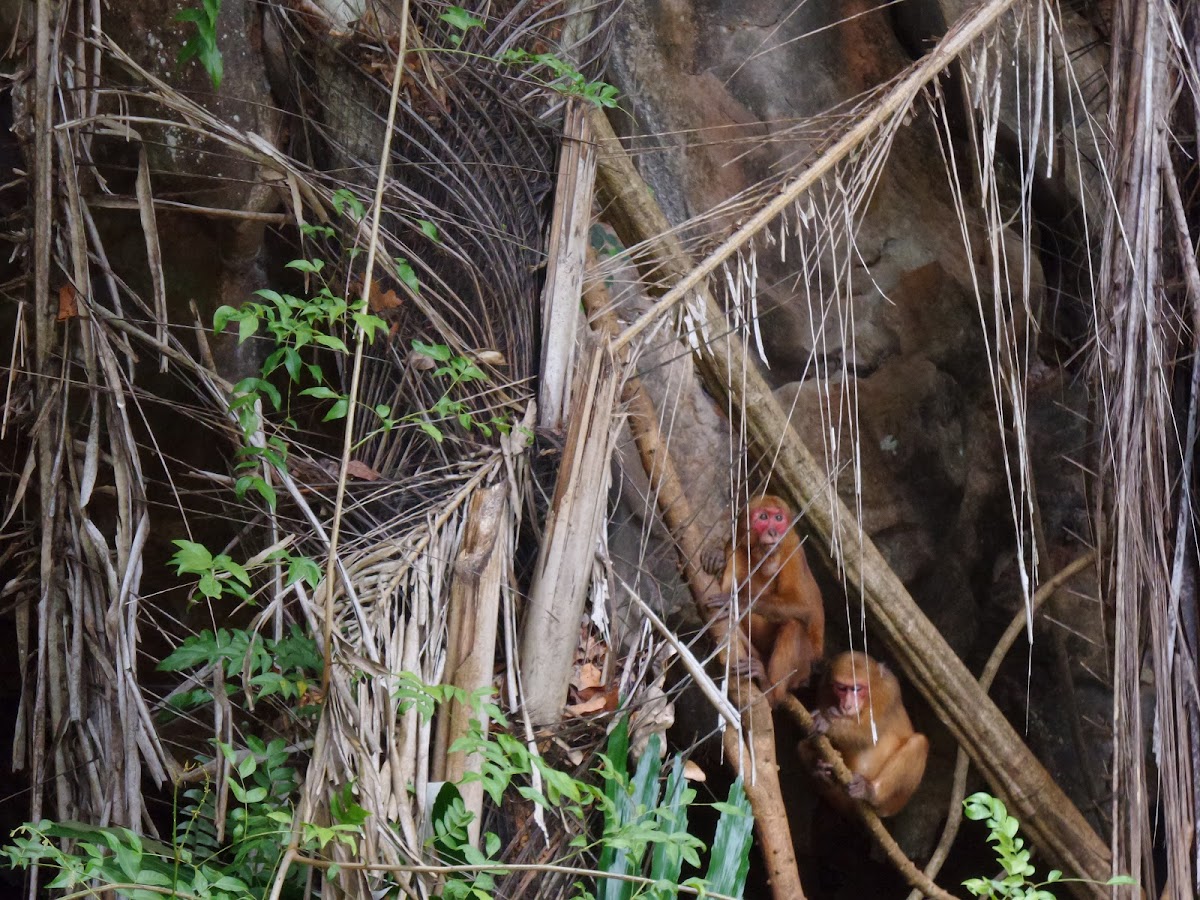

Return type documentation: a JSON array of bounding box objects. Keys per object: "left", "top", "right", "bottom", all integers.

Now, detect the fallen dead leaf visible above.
[
  {"left": 683, "top": 760, "right": 707, "bottom": 782},
  {"left": 369, "top": 285, "right": 404, "bottom": 314},
  {"left": 57, "top": 284, "right": 78, "bottom": 321},
  {"left": 474, "top": 349, "right": 506, "bottom": 366},
  {"left": 564, "top": 694, "right": 608, "bottom": 718},
  {"left": 345, "top": 460, "right": 381, "bottom": 481},
  {"left": 571, "top": 662, "right": 604, "bottom": 692}
]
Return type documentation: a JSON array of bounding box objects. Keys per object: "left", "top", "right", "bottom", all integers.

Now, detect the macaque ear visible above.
[{"left": 877, "top": 661, "right": 891, "bottom": 677}]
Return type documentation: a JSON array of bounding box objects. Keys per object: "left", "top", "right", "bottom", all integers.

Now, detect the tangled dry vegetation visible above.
[{"left": 0, "top": 0, "right": 1197, "bottom": 898}]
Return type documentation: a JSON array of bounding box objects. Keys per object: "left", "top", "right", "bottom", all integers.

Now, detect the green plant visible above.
[
  {"left": 158, "top": 624, "right": 324, "bottom": 714},
  {"left": 169, "top": 539, "right": 320, "bottom": 604},
  {"left": 410, "top": 340, "right": 511, "bottom": 441},
  {"left": 212, "top": 204, "right": 505, "bottom": 507},
  {"left": 437, "top": 6, "right": 619, "bottom": 108},
  {"left": 394, "top": 675, "right": 753, "bottom": 900},
  {"left": 962, "top": 792, "right": 1136, "bottom": 899},
  {"left": 499, "top": 48, "right": 620, "bottom": 108},
  {"left": 2, "top": 738, "right": 337, "bottom": 900},
  {"left": 590, "top": 723, "right": 752, "bottom": 900},
  {"left": 176, "top": 0, "right": 223, "bottom": 89}
]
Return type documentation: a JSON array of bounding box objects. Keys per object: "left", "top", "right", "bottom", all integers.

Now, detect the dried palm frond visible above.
[{"left": 5, "top": 1, "right": 622, "bottom": 896}]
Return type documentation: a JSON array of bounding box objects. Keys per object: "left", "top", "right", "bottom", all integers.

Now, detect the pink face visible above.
[
  {"left": 833, "top": 680, "right": 868, "bottom": 716},
  {"left": 751, "top": 505, "right": 788, "bottom": 546}
]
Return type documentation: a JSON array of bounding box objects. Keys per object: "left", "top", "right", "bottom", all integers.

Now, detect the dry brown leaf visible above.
[
  {"left": 683, "top": 760, "right": 707, "bottom": 782},
  {"left": 57, "top": 284, "right": 78, "bottom": 321},
  {"left": 474, "top": 350, "right": 506, "bottom": 366},
  {"left": 369, "top": 285, "right": 404, "bottom": 314},
  {"left": 564, "top": 694, "right": 608, "bottom": 718},
  {"left": 345, "top": 460, "right": 381, "bottom": 481},
  {"left": 571, "top": 662, "right": 604, "bottom": 692}
]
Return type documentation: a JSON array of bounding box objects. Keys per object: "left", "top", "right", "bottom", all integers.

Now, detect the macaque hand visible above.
[
  {"left": 846, "top": 774, "right": 875, "bottom": 804},
  {"left": 700, "top": 544, "right": 727, "bottom": 576},
  {"left": 809, "top": 710, "right": 831, "bottom": 737}
]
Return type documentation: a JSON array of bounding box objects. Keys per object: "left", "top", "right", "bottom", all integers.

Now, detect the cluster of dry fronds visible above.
[{"left": 1, "top": 0, "right": 1199, "bottom": 898}]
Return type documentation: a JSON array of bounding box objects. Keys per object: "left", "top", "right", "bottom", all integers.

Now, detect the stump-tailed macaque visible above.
[
  {"left": 806, "top": 651, "right": 928, "bottom": 817},
  {"left": 705, "top": 494, "right": 825, "bottom": 705}
]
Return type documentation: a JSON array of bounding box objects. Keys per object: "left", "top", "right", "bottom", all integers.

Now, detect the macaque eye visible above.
[{"left": 774, "top": 513, "right": 784, "bottom": 521}]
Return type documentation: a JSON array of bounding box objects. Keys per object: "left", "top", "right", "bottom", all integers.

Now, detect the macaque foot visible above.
[
  {"left": 702, "top": 591, "right": 733, "bottom": 614},
  {"left": 700, "top": 544, "right": 727, "bottom": 576},
  {"left": 732, "top": 655, "right": 766, "bottom": 683}
]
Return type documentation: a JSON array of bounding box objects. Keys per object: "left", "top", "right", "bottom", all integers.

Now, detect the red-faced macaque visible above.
[
  {"left": 705, "top": 494, "right": 825, "bottom": 705},
  {"left": 806, "top": 651, "right": 928, "bottom": 817}
]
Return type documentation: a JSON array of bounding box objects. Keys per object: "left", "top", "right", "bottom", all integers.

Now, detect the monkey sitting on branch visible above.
[
  {"left": 803, "top": 651, "right": 929, "bottom": 817},
  {"left": 704, "top": 493, "right": 826, "bottom": 706}
]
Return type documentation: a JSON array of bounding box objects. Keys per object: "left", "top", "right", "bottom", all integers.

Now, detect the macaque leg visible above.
[
  {"left": 806, "top": 616, "right": 825, "bottom": 667},
  {"left": 864, "top": 734, "right": 930, "bottom": 817},
  {"left": 732, "top": 613, "right": 771, "bottom": 683},
  {"left": 764, "top": 619, "right": 813, "bottom": 706}
]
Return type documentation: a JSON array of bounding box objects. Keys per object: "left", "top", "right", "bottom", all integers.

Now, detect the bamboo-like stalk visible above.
[
  {"left": 520, "top": 334, "right": 620, "bottom": 723},
  {"left": 584, "top": 277, "right": 807, "bottom": 900},
  {"left": 434, "top": 482, "right": 509, "bottom": 846},
  {"left": 538, "top": 102, "right": 596, "bottom": 431}
]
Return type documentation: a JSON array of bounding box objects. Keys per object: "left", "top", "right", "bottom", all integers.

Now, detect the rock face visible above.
[
  {"left": 607, "top": 0, "right": 1110, "bottom": 860},
  {"left": 90, "top": 0, "right": 283, "bottom": 380}
]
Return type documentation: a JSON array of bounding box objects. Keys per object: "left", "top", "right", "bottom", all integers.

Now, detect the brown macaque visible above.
[
  {"left": 705, "top": 494, "right": 825, "bottom": 705},
  {"left": 805, "top": 651, "right": 928, "bottom": 817}
]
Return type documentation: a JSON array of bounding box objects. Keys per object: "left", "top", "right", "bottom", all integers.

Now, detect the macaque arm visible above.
[
  {"left": 764, "top": 619, "right": 814, "bottom": 705},
  {"left": 867, "top": 733, "right": 929, "bottom": 817}
]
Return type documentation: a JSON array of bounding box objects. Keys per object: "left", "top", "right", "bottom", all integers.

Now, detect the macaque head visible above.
[
  {"left": 746, "top": 495, "right": 792, "bottom": 548},
  {"left": 825, "top": 651, "right": 886, "bottom": 717}
]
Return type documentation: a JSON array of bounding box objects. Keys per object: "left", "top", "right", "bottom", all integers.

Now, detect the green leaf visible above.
[
  {"left": 254, "top": 288, "right": 286, "bottom": 304},
  {"left": 439, "top": 6, "right": 484, "bottom": 31},
  {"left": 323, "top": 399, "right": 349, "bottom": 422},
  {"left": 198, "top": 571, "right": 221, "bottom": 599},
  {"left": 412, "top": 339, "right": 452, "bottom": 361},
  {"left": 286, "top": 556, "right": 322, "bottom": 590},
  {"left": 352, "top": 311, "right": 387, "bottom": 342},
  {"left": 286, "top": 258, "right": 325, "bottom": 274},
  {"left": 236, "top": 753, "right": 258, "bottom": 779},
  {"left": 220, "top": 557, "right": 252, "bottom": 587},
  {"left": 213, "top": 304, "right": 237, "bottom": 333},
  {"left": 256, "top": 379, "right": 282, "bottom": 410},
  {"left": 299, "top": 386, "right": 342, "bottom": 400},
  {"left": 198, "top": 40, "right": 223, "bottom": 88},
  {"left": 704, "top": 776, "right": 753, "bottom": 898},
  {"left": 314, "top": 333, "right": 349, "bottom": 353},
  {"left": 331, "top": 188, "right": 365, "bottom": 220},
  {"left": 170, "top": 540, "right": 214, "bottom": 574},
  {"left": 418, "top": 219, "right": 440, "bottom": 243},
  {"left": 236, "top": 314, "right": 259, "bottom": 344},
  {"left": 394, "top": 258, "right": 421, "bottom": 294}
]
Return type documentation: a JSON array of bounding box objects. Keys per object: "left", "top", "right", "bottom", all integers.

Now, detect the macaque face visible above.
[
  {"left": 750, "top": 503, "right": 789, "bottom": 547},
  {"left": 833, "top": 679, "right": 868, "bottom": 717}
]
